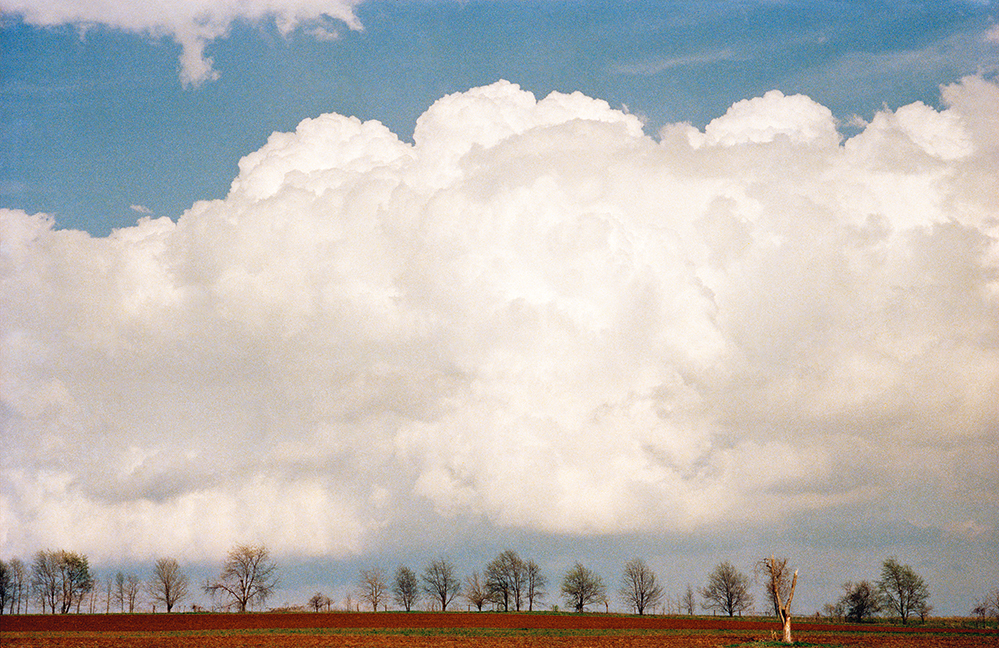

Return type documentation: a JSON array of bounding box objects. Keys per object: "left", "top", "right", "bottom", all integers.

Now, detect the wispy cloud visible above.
[
  {"left": 130, "top": 204, "right": 153, "bottom": 214},
  {"left": 609, "top": 49, "right": 738, "bottom": 76}
]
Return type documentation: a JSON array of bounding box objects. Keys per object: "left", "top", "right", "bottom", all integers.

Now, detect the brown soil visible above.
[{"left": 3, "top": 612, "right": 996, "bottom": 648}]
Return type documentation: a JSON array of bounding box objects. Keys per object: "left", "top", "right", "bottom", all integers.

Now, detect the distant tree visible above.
[
  {"left": 359, "top": 568, "right": 388, "bottom": 611},
  {"left": 838, "top": 580, "right": 881, "bottom": 622},
  {"left": 123, "top": 573, "right": 142, "bottom": 613},
  {"left": 204, "top": 544, "right": 279, "bottom": 613},
  {"left": 560, "top": 562, "right": 605, "bottom": 613},
  {"left": 0, "top": 559, "right": 10, "bottom": 614},
  {"left": 463, "top": 571, "right": 489, "bottom": 611},
  {"left": 421, "top": 558, "right": 461, "bottom": 611},
  {"left": 525, "top": 560, "right": 547, "bottom": 612},
  {"left": 972, "top": 588, "right": 999, "bottom": 625},
  {"left": 308, "top": 592, "right": 330, "bottom": 612},
  {"left": 619, "top": 558, "right": 664, "bottom": 615},
  {"left": 148, "top": 558, "right": 189, "bottom": 613},
  {"left": 7, "top": 558, "right": 26, "bottom": 614},
  {"left": 392, "top": 566, "right": 420, "bottom": 612},
  {"left": 31, "top": 550, "right": 60, "bottom": 613},
  {"left": 680, "top": 584, "right": 696, "bottom": 615},
  {"left": 700, "top": 561, "right": 753, "bottom": 617},
  {"left": 877, "top": 557, "right": 929, "bottom": 625},
  {"left": 756, "top": 556, "right": 797, "bottom": 643},
  {"left": 485, "top": 550, "right": 528, "bottom": 611},
  {"left": 113, "top": 572, "right": 126, "bottom": 612},
  {"left": 30, "top": 550, "right": 93, "bottom": 614}
]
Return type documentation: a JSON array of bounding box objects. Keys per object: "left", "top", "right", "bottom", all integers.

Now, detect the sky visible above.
[{"left": 1, "top": 0, "right": 998, "bottom": 617}]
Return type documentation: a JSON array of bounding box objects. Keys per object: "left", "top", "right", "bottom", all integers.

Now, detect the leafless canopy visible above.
[
  {"left": 619, "top": 558, "right": 664, "bottom": 615},
  {"left": 700, "top": 561, "right": 753, "bottom": 617},
  {"left": 148, "top": 558, "right": 189, "bottom": 613},
  {"left": 392, "top": 566, "right": 420, "bottom": 612},
  {"left": 463, "top": 571, "right": 489, "bottom": 611},
  {"left": 203, "top": 543, "right": 278, "bottom": 613},
  {"left": 560, "top": 562, "right": 605, "bottom": 613},
  {"left": 358, "top": 568, "right": 388, "bottom": 612},
  {"left": 421, "top": 557, "right": 461, "bottom": 611}
]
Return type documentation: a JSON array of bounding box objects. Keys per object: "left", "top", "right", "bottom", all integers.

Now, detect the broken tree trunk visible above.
[{"left": 774, "top": 569, "right": 798, "bottom": 644}]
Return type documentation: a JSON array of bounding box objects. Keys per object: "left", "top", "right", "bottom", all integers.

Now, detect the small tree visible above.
[
  {"left": 560, "top": 562, "right": 605, "bottom": 613},
  {"left": 525, "top": 560, "right": 547, "bottom": 612},
  {"left": 392, "top": 566, "right": 420, "bottom": 612},
  {"left": 878, "top": 557, "right": 929, "bottom": 625},
  {"left": 359, "top": 568, "right": 388, "bottom": 611},
  {"left": 839, "top": 580, "right": 880, "bottom": 622},
  {"left": 619, "top": 558, "right": 664, "bottom": 615},
  {"left": 0, "top": 560, "right": 11, "bottom": 614},
  {"left": 700, "top": 561, "right": 753, "bottom": 617},
  {"left": 308, "top": 592, "right": 330, "bottom": 612},
  {"left": 204, "top": 544, "right": 279, "bottom": 613},
  {"left": 463, "top": 571, "right": 489, "bottom": 611},
  {"left": 680, "top": 584, "right": 696, "bottom": 615},
  {"left": 126, "top": 574, "right": 142, "bottom": 613},
  {"left": 148, "top": 558, "right": 189, "bottom": 613},
  {"left": 421, "top": 557, "right": 460, "bottom": 611}
]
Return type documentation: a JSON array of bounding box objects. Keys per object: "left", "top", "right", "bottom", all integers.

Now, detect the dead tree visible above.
[{"left": 759, "top": 556, "right": 797, "bottom": 643}]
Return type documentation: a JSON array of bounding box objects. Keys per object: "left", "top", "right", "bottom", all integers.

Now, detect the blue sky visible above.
[
  {"left": 3, "top": 1, "right": 997, "bottom": 235},
  {"left": 2, "top": 0, "right": 998, "bottom": 618}
]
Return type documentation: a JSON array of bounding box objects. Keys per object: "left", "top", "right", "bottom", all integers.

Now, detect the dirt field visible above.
[{"left": 3, "top": 612, "right": 997, "bottom": 647}]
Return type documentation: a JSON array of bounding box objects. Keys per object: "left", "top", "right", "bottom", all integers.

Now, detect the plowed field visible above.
[{"left": 3, "top": 612, "right": 997, "bottom": 647}]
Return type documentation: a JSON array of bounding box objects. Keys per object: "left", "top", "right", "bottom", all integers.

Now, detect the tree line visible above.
[{"left": 4, "top": 545, "right": 997, "bottom": 632}]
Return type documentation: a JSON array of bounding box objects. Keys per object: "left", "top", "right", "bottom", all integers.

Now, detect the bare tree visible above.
[
  {"left": 680, "top": 584, "right": 696, "bottom": 615},
  {"left": 31, "top": 550, "right": 60, "bottom": 613},
  {"left": 757, "top": 556, "right": 797, "bottom": 643},
  {"left": 30, "top": 550, "right": 92, "bottom": 614},
  {"left": 7, "top": 558, "right": 26, "bottom": 614},
  {"left": 421, "top": 557, "right": 461, "bottom": 611},
  {"left": 204, "top": 544, "right": 279, "bottom": 612},
  {"left": 358, "top": 568, "right": 388, "bottom": 611},
  {"left": 463, "top": 571, "right": 489, "bottom": 611},
  {"left": 878, "top": 557, "right": 929, "bottom": 625},
  {"left": 560, "top": 562, "right": 605, "bottom": 613},
  {"left": 700, "top": 561, "right": 753, "bottom": 617},
  {"left": 525, "top": 560, "right": 546, "bottom": 612},
  {"left": 485, "top": 550, "right": 527, "bottom": 611},
  {"left": 392, "top": 566, "right": 420, "bottom": 612},
  {"left": 308, "top": 592, "right": 330, "bottom": 612},
  {"left": 124, "top": 574, "right": 142, "bottom": 613},
  {"left": 619, "top": 558, "right": 664, "bottom": 615},
  {"left": 148, "top": 558, "right": 189, "bottom": 613},
  {"left": 0, "top": 559, "right": 10, "bottom": 614}
]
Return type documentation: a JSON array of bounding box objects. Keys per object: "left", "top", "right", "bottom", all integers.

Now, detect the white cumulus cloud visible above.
[
  {"left": 0, "top": 0, "right": 363, "bottom": 86},
  {"left": 2, "top": 78, "right": 998, "bottom": 562}
]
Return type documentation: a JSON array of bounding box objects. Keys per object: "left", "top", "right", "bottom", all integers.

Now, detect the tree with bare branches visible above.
[
  {"left": 757, "top": 556, "right": 797, "bottom": 643},
  {"left": 393, "top": 566, "right": 420, "bottom": 612},
  {"left": 619, "top": 558, "right": 664, "bottom": 615},
  {"left": 463, "top": 571, "right": 489, "bottom": 611},
  {"left": 204, "top": 544, "right": 278, "bottom": 612},
  {"left": 525, "top": 560, "right": 546, "bottom": 612},
  {"left": 681, "top": 584, "right": 696, "bottom": 615},
  {"left": 421, "top": 557, "right": 460, "bottom": 611},
  {"left": 700, "top": 561, "right": 753, "bottom": 617},
  {"left": 358, "top": 568, "right": 388, "bottom": 611},
  {"left": 148, "top": 558, "right": 189, "bottom": 613},
  {"left": 560, "top": 562, "right": 605, "bottom": 613}
]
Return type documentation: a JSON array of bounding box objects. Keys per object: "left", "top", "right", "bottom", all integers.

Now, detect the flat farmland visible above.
[{"left": 3, "top": 612, "right": 997, "bottom": 647}]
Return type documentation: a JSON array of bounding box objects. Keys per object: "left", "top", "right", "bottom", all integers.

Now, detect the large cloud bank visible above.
[
  {"left": 1, "top": 0, "right": 362, "bottom": 86},
  {"left": 2, "top": 78, "right": 998, "bottom": 562}
]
